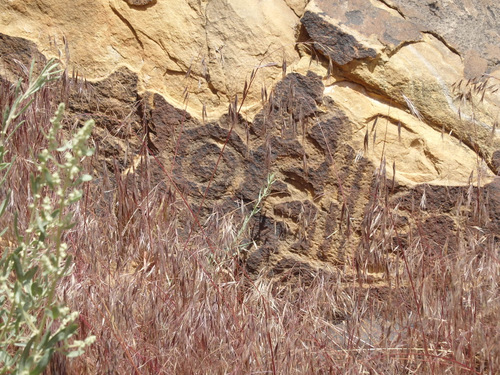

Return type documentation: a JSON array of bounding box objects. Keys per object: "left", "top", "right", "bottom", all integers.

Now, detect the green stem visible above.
[{"left": 233, "top": 172, "right": 275, "bottom": 253}]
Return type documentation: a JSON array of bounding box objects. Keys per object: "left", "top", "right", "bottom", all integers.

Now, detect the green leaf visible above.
[
  {"left": 30, "top": 175, "right": 41, "bottom": 195},
  {"left": 0, "top": 159, "right": 14, "bottom": 187},
  {"left": 48, "top": 306, "right": 60, "bottom": 320},
  {"left": 28, "top": 59, "right": 36, "bottom": 82},
  {"left": 14, "top": 213, "right": 22, "bottom": 242},
  {"left": 38, "top": 330, "right": 51, "bottom": 349},
  {"left": 43, "top": 168, "right": 53, "bottom": 188},
  {"left": 31, "top": 281, "right": 43, "bottom": 297},
  {"left": 0, "top": 349, "right": 13, "bottom": 365},
  {"left": 46, "top": 323, "right": 78, "bottom": 348},
  {"left": 12, "top": 253, "right": 24, "bottom": 280},
  {"left": 30, "top": 349, "right": 53, "bottom": 375},
  {"left": 19, "top": 335, "right": 35, "bottom": 367},
  {"left": 65, "top": 222, "right": 77, "bottom": 230},
  {"left": 13, "top": 282, "right": 24, "bottom": 306},
  {"left": 36, "top": 215, "right": 46, "bottom": 235},
  {"left": 79, "top": 174, "right": 92, "bottom": 182},
  {"left": 51, "top": 208, "right": 61, "bottom": 219},
  {"left": 23, "top": 266, "right": 38, "bottom": 284},
  {"left": 1, "top": 104, "right": 10, "bottom": 128},
  {"left": 14, "top": 98, "right": 35, "bottom": 121},
  {"left": 66, "top": 349, "right": 85, "bottom": 358},
  {"left": 60, "top": 256, "right": 73, "bottom": 276}
]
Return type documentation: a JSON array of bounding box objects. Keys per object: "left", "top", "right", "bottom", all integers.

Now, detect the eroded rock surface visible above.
[
  {"left": 299, "top": 0, "right": 500, "bottom": 185},
  {"left": 0, "top": 0, "right": 299, "bottom": 119}
]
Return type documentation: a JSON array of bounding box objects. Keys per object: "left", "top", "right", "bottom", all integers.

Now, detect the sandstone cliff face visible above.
[
  {"left": 1, "top": 0, "right": 303, "bottom": 117},
  {"left": 1, "top": 0, "right": 499, "bottom": 278}
]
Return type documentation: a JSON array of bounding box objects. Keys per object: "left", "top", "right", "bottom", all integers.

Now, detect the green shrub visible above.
[{"left": 0, "top": 59, "right": 95, "bottom": 374}]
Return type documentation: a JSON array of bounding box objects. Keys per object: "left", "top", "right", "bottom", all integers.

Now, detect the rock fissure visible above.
[
  {"left": 422, "top": 31, "right": 461, "bottom": 58},
  {"left": 385, "top": 39, "right": 423, "bottom": 57},
  {"left": 109, "top": 4, "right": 144, "bottom": 50},
  {"left": 374, "top": 0, "right": 406, "bottom": 19}
]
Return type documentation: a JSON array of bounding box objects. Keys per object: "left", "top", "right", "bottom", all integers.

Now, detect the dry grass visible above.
[{"left": 1, "top": 62, "right": 499, "bottom": 375}]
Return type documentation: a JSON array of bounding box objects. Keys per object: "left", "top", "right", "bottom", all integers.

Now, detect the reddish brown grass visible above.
[{"left": 1, "top": 62, "right": 499, "bottom": 375}]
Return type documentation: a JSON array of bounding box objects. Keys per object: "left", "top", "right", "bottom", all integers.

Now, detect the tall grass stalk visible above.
[{"left": 232, "top": 172, "right": 276, "bottom": 256}]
